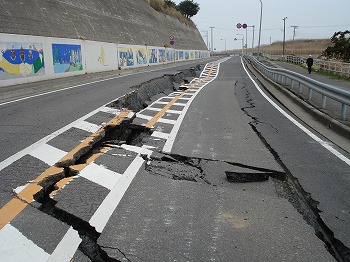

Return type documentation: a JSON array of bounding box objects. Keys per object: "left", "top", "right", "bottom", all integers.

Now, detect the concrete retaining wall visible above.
[{"left": 0, "top": 0, "right": 206, "bottom": 50}]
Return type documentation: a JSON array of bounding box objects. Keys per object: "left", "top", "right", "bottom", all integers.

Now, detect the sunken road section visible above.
[{"left": 0, "top": 58, "right": 348, "bottom": 261}]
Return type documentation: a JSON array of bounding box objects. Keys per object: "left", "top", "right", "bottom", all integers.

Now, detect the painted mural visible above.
[
  {"left": 119, "top": 47, "right": 134, "bottom": 67},
  {"left": 190, "top": 51, "right": 195, "bottom": 60},
  {"left": 179, "top": 51, "right": 184, "bottom": 60},
  {"left": 0, "top": 42, "right": 44, "bottom": 80},
  {"left": 136, "top": 48, "right": 147, "bottom": 65},
  {"left": 98, "top": 46, "right": 106, "bottom": 65},
  {"left": 52, "top": 44, "right": 83, "bottom": 74},
  {"left": 166, "top": 50, "right": 174, "bottom": 62},
  {"left": 159, "top": 49, "right": 166, "bottom": 63},
  {"left": 148, "top": 48, "right": 158, "bottom": 64}
]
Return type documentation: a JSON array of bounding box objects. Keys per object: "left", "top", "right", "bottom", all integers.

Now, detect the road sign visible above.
[
  {"left": 236, "top": 23, "right": 242, "bottom": 29},
  {"left": 242, "top": 23, "right": 247, "bottom": 29},
  {"left": 169, "top": 35, "right": 175, "bottom": 45}
]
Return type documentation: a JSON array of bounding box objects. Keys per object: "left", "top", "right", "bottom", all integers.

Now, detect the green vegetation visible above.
[
  {"left": 144, "top": 0, "right": 199, "bottom": 28},
  {"left": 177, "top": 0, "right": 200, "bottom": 18},
  {"left": 323, "top": 30, "right": 350, "bottom": 62}
]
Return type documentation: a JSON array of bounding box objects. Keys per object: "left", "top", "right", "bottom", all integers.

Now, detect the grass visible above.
[
  {"left": 144, "top": 0, "right": 196, "bottom": 28},
  {"left": 230, "top": 39, "right": 333, "bottom": 57},
  {"left": 261, "top": 39, "right": 332, "bottom": 57}
]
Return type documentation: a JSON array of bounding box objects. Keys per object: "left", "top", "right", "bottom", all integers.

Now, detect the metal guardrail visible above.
[{"left": 245, "top": 55, "right": 350, "bottom": 121}]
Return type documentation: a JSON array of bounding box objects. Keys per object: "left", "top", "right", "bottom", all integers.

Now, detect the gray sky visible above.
[{"left": 172, "top": 0, "right": 350, "bottom": 51}]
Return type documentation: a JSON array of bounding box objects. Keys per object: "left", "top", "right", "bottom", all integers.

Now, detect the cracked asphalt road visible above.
[
  {"left": 1, "top": 57, "right": 349, "bottom": 261},
  {"left": 97, "top": 57, "right": 346, "bottom": 261}
]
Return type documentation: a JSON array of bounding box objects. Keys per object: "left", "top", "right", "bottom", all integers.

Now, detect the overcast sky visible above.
[{"left": 172, "top": 0, "right": 350, "bottom": 51}]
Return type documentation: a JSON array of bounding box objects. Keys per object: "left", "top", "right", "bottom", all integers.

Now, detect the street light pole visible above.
[
  {"left": 209, "top": 26, "right": 215, "bottom": 53},
  {"left": 220, "top": 39, "right": 227, "bottom": 53},
  {"left": 282, "top": 17, "right": 287, "bottom": 57},
  {"left": 201, "top": 30, "right": 209, "bottom": 49},
  {"left": 257, "top": 0, "right": 263, "bottom": 56}
]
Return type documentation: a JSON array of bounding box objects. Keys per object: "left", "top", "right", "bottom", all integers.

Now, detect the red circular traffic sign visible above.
[
  {"left": 236, "top": 23, "right": 242, "bottom": 29},
  {"left": 242, "top": 23, "right": 247, "bottom": 29}
]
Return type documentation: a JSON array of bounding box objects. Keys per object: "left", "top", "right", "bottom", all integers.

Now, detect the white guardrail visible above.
[{"left": 245, "top": 55, "right": 350, "bottom": 121}]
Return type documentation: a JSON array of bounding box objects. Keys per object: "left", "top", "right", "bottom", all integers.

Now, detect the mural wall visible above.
[
  {"left": 119, "top": 47, "right": 134, "bottom": 67},
  {"left": 159, "top": 49, "right": 166, "bottom": 63},
  {"left": 148, "top": 48, "right": 158, "bottom": 64},
  {"left": 52, "top": 44, "right": 83, "bottom": 74},
  {"left": 0, "top": 41, "right": 45, "bottom": 80},
  {"left": 136, "top": 48, "right": 147, "bottom": 65},
  {"left": 85, "top": 41, "right": 118, "bottom": 73},
  {"left": 0, "top": 33, "right": 210, "bottom": 87}
]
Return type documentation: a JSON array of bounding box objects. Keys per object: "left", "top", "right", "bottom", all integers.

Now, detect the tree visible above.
[
  {"left": 177, "top": 0, "right": 200, "bottom": 18},
  {"left": 323, "top": 30, "right": 350, "bottom": 62},
  {"left": 164, "top": 0, "right": 177, "bottom": 9}
]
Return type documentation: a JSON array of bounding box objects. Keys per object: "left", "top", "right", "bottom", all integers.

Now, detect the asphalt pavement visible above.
[{"left": 1, "top": 57, "right": 349, "bottom": 261}]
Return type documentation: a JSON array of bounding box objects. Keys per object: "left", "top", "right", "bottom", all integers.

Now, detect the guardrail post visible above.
[
  {"left": 291, "top": 79, "right": 294, "bottom": 90},
  {"left": 321, "top": 95, "right": 327, "bottom": 109},
  {"left": 298, "top": 82, "right": 302, "bottom": 94},
  {"left": 341, "top": 104, "right": 348, "bottom": 121},
  {"left": 308, "top": 88, "right": 313, "bottom": 101}
]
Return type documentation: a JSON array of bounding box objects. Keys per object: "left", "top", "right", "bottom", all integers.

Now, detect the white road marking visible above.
[
  {"left": 157, "top": 118, "right": 177, "bottom": 125},
  {"left": 48, "top": 147, "right": 152, "bottom": 261},
  {"left": 99, "top": 106, "right": 121, "bottom": 115},
  {"left": 79, "top": 162, "right": 122, "bottom": 190},
  {"left": 145, "top": 107, "right": 162, "bottom": 112},
  {"left": 241, "top": 58, "right": 350, "bottom": 166},
  {"left": 47, "top": 227, "right": 81, "bottom": 262},
  {"left": 0, "top": 224, "right": 50, "bottom": 262},
  {"left": 89, "top": 153, "right": 149, "bottom": 233},
  {"left": 74, "top": 120, "right": 101, "bottom": 133},
  {"left": 163, "top": 62, "right": 222, "bottom": 153},
  {"left": 136, "top": 113, "right": 153, "bottom": 121},
  {"left": 152, "top": 131, "right": 170, "bottom": 140},
  {"left": 29, "top": 143, "right": 67, "bottom": 166}
]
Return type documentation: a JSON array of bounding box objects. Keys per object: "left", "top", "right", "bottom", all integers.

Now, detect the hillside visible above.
[{"left": 0, "top": 0, "right": 206, "bottom": 50}]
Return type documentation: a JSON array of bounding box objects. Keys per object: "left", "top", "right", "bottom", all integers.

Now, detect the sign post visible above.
[{"left": 169, "top": 35, "right": 175, "bottom": 47}]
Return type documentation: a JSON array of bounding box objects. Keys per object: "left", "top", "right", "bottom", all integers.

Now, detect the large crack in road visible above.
[
  {"left": 8, "top": 61, "right": 349, "bottom": 261},
  {"left": 236, "top": 64, "right": 350, "bottom": 261}
]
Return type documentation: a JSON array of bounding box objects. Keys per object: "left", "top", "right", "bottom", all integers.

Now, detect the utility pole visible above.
[
  {"left": 282, "top": 17, "right": 287, "bottom": 57},
  {"left": 209, "top": 27, "right": 215, "bottom": 53},
  {"left": 252, "top": 25, "right": 255, "bottom": 52},
  {"left": 291, "top": 26, "right": 299, "bottom": 55},
  {"left": 201, "top": 30, "right": 209, "bottom": 49},
  {"left": 257, "top": 0, "right": 263, "bottom": 56}
]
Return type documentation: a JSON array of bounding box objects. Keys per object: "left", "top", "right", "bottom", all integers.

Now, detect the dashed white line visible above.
[{"left": 29, "top": 143, "right": 67, "bottom": 166}]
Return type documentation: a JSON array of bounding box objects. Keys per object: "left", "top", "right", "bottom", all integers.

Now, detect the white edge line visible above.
[
  {"left": 0, "top": 61, "right": 207, "bottom": 107},
  {"left": 241, "top": 57, "right": 350, "bottom": 166},
  {"left": 162, "top": 62, "right": 222, "bottom": 153},
  {"left": 49, "top": 148, "right": 151, "bottom": 260},
  {"left": 47, "top": 227, "right": 81, "bottom": 262},
  {"left": 0, "top": 93, "right": 129, "bottom": 172}
]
